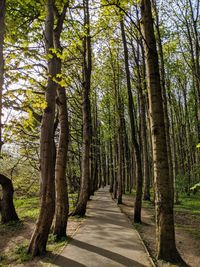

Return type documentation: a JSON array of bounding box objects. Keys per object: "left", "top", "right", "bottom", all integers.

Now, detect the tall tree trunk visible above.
[
  {"left": 0, "top": 174, "right": 19, "bottom": 223},
  {"left": 120, "top": 19, "right": 143, "bottom": 223},
  {"left": 0, "top": 0, "right": 5, "bottom": 154},
  {"left": 28, "top": 0, "right": 57, "bottom": 256},
  {"left": 113, "top": 134, "right": 118, "bottom": 199},
  {"left": 152, "top": 0, "right": 174, "bottom": 199},
  {"left": 108, "top": 103, "right": 114, "bottom": 193},
  {"left": 131, "top": 34, "right": 150, "bottom": 201},
  {"left": 140, "top": 0, "right": 185, "bottom": 263},
  {"left": 91, "top": 90, "right": 98, "bottom": 193},
  {"left": 117, "top": 130, "right": 123, "bottom": 204},
  {"left": 53, "top": 3, "right": 69, "bottom": 240},
  {"left": 72, "top": 0, "right": 92, "bottom": 216},
  {"left": 53, "top": 88, "right": 69, "bottom": 239}
]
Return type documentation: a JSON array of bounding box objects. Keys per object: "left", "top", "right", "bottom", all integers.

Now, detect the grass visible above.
[
  {"left": 14, "top": 241, "right": 32, "bottom": 263},
  {"left": 14, "top": 196, "right": 40, "bottom": 220},
  {"left": 0, "top": 241, "right": 32, "bottom": 265},
  {"left": 13, "top": 192, "right": 78, "bottom": 220},
  {"left": 0, "top": 192, "right": 79, "bottom": 266},
  {"left": 125, "top": 189, "right": 200, "bottom": 214},
  {"left": 174, "top": 193, "right": 200, "bottom": 214}
]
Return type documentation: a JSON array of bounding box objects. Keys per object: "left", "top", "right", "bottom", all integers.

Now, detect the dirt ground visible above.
[
  {"left": 119, "top": 195, "right": 200, "bottom": 267},
  {"left": 0, "top": 218, "right": 82, "bottom": 267}
]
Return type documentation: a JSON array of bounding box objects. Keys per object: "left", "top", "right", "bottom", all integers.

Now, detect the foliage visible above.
[
  {"left": 15, "top": 241, "right": 32, "bottom": 263},
  {"left": 190, "top": 182, "right": 200, "bottom": 193}
]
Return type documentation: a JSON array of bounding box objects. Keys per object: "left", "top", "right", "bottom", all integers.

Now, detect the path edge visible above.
[
  {"left": 110, "top": 193, "right": 157, "bottom": 267},
  {"left": 47, "top": 219, "right": 84, "bottom": 267}
]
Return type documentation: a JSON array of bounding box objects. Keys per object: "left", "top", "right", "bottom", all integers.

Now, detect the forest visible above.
[{"left": 0, "top": 0, "right": 200, "bottom": 266}]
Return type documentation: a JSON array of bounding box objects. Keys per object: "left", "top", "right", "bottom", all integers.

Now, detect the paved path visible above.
[{"left": 51, "top": 187, "right": 152, "bottom": 267}]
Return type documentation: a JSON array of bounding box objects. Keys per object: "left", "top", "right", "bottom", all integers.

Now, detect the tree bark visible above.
[
  {"left": 152, "top": 0, "right": 174, "bottom": 200},
  {"left": 120, "top": 19, "right": 143, "bottom": 223},
  {"left": 72, "top": 0, "right": 92, "bottom": 216},
  {"left": 0, "top": 174, "right": 19, "bottom": 223},
  {"left": 131, "top": 33, "right": 150, "bottom": 201},
  {"left": 140, "top": 0, "right": 185, "bottom": 263},
  {"left": 0, "top": 0, "right": 6, "bottom": 154},
  {"left": 53, "top": 2, "right": 69, "bottom": 240},
  {"left": 28, "top": 0, "right": 57, "bottom": 256}
]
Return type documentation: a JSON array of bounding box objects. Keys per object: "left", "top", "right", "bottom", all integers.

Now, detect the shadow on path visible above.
[
  {"left": 52, "top": 255, "right": 86, "bottom": 267},
  {"left": 69, "top": 238, "right": 148, "bottom": 267}
]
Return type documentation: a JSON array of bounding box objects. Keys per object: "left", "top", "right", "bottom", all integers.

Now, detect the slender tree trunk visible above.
[
  {"left": 0, "top": 0, "right": 5, "bottom": 153},
  {"left": 72, "top": 0, "right": 92, "bottom": 216},
  {"left": 0, "top": 174, "right": 19, "bottom": 223},
  {"left": 91, "top": 91, "right": 98, "bottom": 193},
  {"left": 109, "top": 138, "right": 114, "bottom": 193},
  {"left": 140, "top": 0, "right": 185, "bottom": 263},
  {"left": 117, "top": 99, "right": 124, "bottom": 204},
  {"left": 108, "top": 104, "right": 114, "bottom": 193},
  {"left": 113, "top": 134, "right": 118, "bottom": 199},
  {"left": 53, "top": 84, "right": 69, "bottom": 239},
  {"left": 120, "top": 19, "right": 143, "bottom": 223},
  {"left": 117, "top": 131, "right": 123, "bottom": 204},
  {"left": 53, "top": 90, "right": 69, "bottom": 239},
  {"left": 152, "top": 0, "right": 174, "bottom": 199},
  {"left": 28, "top": 0, "right": 57, "bottom": 256},
  {"left": 53, "top": 3, "right": 69, "bottom": 239},
  {"left": 132, "top": 35, "right": 150, "bottom": 201}
]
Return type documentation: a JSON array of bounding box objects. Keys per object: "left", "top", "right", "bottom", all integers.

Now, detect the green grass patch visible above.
[
  {"left": 13, "top": 193, "right": 78, "bottom": 221},
  {"left": 125, "top": 189, "right": 135, "bottom": 196},
  {"left": 0, "top": 192, "right": 79, "bottom": 266},
  {"left": 174, "top": 193, "right": 200, "bottom": 214},
  {"left": 14, "top": 241, "right": 32, "bottom": 263},
  {"left": 14, "top": 196, "right": 40, "bottom": 220},
  {"left": 0, "top": 241, "right": 32, "bottom": 265}
]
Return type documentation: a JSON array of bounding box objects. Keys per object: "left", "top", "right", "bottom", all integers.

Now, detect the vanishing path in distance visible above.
[{"left": 51, "top": 187, "right": 152, "bottom": 267}]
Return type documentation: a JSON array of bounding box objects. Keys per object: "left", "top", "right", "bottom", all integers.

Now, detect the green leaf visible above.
[{"left": 190, "top": 183, "right": 200, "bottom": 191}]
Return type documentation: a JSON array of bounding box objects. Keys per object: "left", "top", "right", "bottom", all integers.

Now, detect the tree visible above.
[
  {"left": 140, "top": 0, "right": 185, "bottom": 263},
  {"left": 0, "top": 0, "right": 19, "bottom": 225},
  {"left": 28, "top": 0, "right": 57, "bottom": 256},
  {"left": 52, "top": 2, "right": 69, "bottom": 241},
  {"left": 0, "top": 0, "right": 5, "bottom": 153},
  {"left": 72, "top": 0, "right": 92, "bottom": 216},
  {"left": 0, "top": 173, "right": 19, "bottom": 223},
  {"left": 120, "top": 18, "right": 143, "bottom": 223}
]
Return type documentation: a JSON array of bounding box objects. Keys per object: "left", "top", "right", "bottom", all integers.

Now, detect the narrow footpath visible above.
[{"left": 51, "top": 187, "right": 152, "bottom": 267}]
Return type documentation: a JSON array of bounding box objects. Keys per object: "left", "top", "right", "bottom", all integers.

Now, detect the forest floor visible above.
[
  {"left": 0, "top": 194, "right": 82, "bottom": 267},
  {"left": 119, "top": 194, "right": 200, "bottom": 267},
  {"left": 0, "top": 217, "right": 82, "bottom": 267},
  {"left": 0, "top": 218, "right": 82, "bottom": 267},
  {"left": 0, "top": 190, "right": 199, "bottom": 266}
]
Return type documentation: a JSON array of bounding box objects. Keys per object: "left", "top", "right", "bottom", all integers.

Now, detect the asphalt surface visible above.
[{"left": 51, "top": 187, "right": 152, "bottom": 267}]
